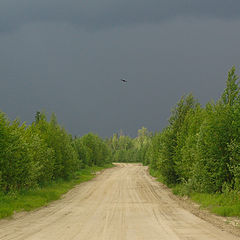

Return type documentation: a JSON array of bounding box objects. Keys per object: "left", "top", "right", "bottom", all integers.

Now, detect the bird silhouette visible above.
[{"left": 120, "top": 78, "right": 127, "bottom": 83}]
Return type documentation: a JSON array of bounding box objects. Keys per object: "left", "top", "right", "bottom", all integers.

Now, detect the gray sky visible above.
[{"left": 0, "top": 1, "right": 240, "bottom": 137}]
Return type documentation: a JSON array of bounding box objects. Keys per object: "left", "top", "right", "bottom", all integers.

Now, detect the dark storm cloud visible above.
[
  {"left": 0, "top": 0, "right": 240, "bottom": 32},
  {"left": 0, "top": 1, "right": 240, "bottom": 137},
  {"left": 1, "top": 18, "right": 240, "bottom": 136}
]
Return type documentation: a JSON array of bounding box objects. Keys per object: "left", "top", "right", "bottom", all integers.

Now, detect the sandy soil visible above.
[{"left": 0, "top": 163, "right": 239, "bottom": 240}]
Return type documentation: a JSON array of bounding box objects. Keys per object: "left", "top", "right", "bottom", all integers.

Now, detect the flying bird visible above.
[{"left": 120, "top": 78, "right": 127, "bottom": 83}]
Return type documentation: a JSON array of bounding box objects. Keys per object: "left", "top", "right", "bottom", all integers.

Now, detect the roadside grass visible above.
[
  {"left": 0, "top": 164, "right": 114, "bottom": 219},
  {"left": 149, "top": 168, "right": 165, "bottom": 183},
  {"left": 172, "top": 184, "right": 240, "bottom": 217},
  {"left": 190, "top": 191, "right": 240, "bottom": 217},
  {"left": 148, "top": 169, "right": 240, "bottom": 218}
]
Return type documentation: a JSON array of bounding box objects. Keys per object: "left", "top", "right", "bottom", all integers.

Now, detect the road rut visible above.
[{"left": 0, "top": 163, "right": 239, "bottom": 240}]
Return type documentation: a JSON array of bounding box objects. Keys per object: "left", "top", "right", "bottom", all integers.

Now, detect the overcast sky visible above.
[{"left": 0, "top": 1, "right": 240, "bottom": 137}]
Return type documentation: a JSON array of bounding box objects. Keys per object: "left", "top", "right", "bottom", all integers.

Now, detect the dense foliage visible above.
[
  {"left": 0, "top": 112, "right": 111, "bottom": 192},
  {"left": 144, "top": 66, "right": 240, "bottom": 193}
]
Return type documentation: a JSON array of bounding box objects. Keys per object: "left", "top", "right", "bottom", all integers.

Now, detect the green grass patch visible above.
[
  {"left": 149, "top": 168, "right": 165, "bottom": 183},
  {"left": 0, "top": 164, "right": 114, "bottom": 219},
  {"left": 191, "top": 191, "right": 240, "bottom": 217},
  {"left": 172, "top": 182, "right": 197, "bottom": 197},
  {"left": 172, "top": 184, "right": 240, "bottom": 217}
]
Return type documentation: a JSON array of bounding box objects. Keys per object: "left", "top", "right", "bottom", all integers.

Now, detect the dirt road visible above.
[{"left": 0, "top": 163, "right": 239, "bottom": 240}]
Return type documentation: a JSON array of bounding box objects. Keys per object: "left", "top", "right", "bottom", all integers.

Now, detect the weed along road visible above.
[{"left": 0, "top": 164, "right": 239, "bottom": 240}]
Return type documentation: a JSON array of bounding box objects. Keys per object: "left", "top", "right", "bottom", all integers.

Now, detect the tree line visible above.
[
  {"left": 106, "top": 127, "right": 151, "bottom": 163},
  {"left": 0, "top": 112, "right": 111, "bottom": 192}
]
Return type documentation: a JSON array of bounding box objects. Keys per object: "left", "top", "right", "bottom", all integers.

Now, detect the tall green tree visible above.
[{"left": 221, "top": 66, "right": 239, "bottom": 106}]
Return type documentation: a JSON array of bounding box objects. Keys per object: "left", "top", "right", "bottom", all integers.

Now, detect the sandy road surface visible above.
[{"left": 0, "top": 163, "right": 239, "bottom": 240}]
